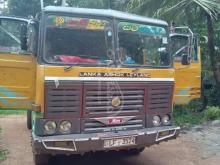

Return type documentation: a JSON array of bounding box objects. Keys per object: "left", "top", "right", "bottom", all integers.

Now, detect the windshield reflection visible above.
[{"left": 45, "top": 16, "right": 113, "bottom": 65}]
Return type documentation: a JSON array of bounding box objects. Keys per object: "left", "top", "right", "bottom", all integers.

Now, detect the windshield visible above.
[
  {"left": 44, "top": 15, "right": 114, "bottom": 65},
  {"left": 118, "top": 22, "right": 170, "bottom": 67}
]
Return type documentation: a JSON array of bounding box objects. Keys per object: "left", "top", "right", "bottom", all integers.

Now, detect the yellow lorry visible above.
[
  {"left": 0, "top": 5, "right": 201, "bottom": 164},
  {"left": 170, "top": 27, "right": 201, "bottom": 105}
]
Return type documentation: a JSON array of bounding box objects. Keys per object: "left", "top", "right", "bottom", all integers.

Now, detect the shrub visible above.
[
  {"left": 174, "top": 99, "right": 203, "bottom": 113},
  {"left": 173, "top": 110, "right": 204, "bottom": 126},
  {"left": 203, "top": 106, "right": 220, "bottom": 120},
  {"left": 0, "top": 150, "right": 7, "bottom": 162},
  {"left": 0, "top": 128, "right": 7, "bottom": 162}
]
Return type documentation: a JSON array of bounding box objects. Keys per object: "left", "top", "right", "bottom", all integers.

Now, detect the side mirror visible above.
[
  {"left": 181, "top": 54, "right": 191, "bottom": 65},
  {"left": 20, "top": 24, "right": 28, "bottom": 51}
]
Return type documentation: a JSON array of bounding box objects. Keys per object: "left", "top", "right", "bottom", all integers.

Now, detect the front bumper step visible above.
[{"left": 33, "top": 126, "right": 180, "bottom": 154}]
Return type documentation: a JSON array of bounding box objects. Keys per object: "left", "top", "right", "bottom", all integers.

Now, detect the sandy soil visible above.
[{"left": 0, "top": 115, "right": 219, "bottom": 165}]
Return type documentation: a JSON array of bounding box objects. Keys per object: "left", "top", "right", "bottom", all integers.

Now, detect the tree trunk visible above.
[{"left": 206, "top": 14, "right": 220, "bottom": 93}]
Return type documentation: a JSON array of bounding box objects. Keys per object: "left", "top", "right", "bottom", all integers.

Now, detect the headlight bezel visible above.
[
  {"left": 59, "top": 120, "right": 72, "bottom": 134},
  {"left": 152, "top": 115, "right": 161, "bottom": 127},
  {"left": 162, "top": 114, "right": 171, "bottom": 126},
  {"left": 43, "top": 121, "right": 57, "bottom": 135}
]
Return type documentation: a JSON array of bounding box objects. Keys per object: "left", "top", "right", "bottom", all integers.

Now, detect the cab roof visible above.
[
  {"left": 43, "top": 6, "right": 168, "bottom": 27},
  {"left": 0, "top": 15, "right": 30, "bottom": 23}
]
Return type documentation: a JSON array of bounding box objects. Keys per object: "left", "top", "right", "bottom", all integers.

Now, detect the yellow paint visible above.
[
  {"left": 0, "top": 53, "right": 36, "bottom": 109},
  {"left": 42, "top": 66, "right": 174, "bottom": 112},
  {"left": 55, "top": 16, "right": 65, "bottom": 26},
  {"left": 44, "top": 66, "right": 174, "bottom": 78},
  {"left": 0, "top": 50, "right": 200, "bottom": 109},
  {"left": 87, "top": 20, "right": 106, "bottom": 30},
  {"left": 35, "top": 65, "right": 45, "bottom": 112},
  {"left": 174, "top": 47, "right": 201, "bottom": 105},
  {"left": 0, "top": 50, "right": 175, "bottom": 110}
]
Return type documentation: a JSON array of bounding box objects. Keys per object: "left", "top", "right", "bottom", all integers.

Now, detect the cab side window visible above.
[
  {"left": 170, "top": 35, "right": 188, "bottom": 61},
  {"left": 0, "top": 18, "right": 28, "bottom": 54},
  {"left": 170, "top": 34, "right": 199, "bottom": 63}
]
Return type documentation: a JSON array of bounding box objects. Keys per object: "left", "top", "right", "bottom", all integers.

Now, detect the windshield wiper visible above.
[
  {"left": 132, "top": 68, "right": 140, "bottom": 72},
  {"left": 64, "top": 66, "right": 74, "bottom": 72}
]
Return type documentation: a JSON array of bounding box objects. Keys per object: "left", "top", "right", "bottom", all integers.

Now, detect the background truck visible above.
[{"left": 170, "top": 27, "right": 201, "bottom": 105}]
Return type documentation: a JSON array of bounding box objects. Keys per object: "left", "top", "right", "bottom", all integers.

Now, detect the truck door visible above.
[
  {"left": 171, "top": 32, "right": 201, "bottom": 105},
  {"left": 0, "top": 17, "right": 36, "bottom": 109}
]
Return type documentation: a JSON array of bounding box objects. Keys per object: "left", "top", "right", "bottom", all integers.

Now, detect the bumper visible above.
[{"left": 33, "top": 126, "right": 180, "bottom": 155}]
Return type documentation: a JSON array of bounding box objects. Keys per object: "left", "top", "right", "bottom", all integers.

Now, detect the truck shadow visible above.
[{"left": 49, "top": 150, "right": 154, "bottom": 165}]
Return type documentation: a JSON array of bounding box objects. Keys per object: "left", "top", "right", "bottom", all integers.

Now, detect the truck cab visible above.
[
  {"left": 170, "top": 27, "right": 201, "bottom": 105},
  {"left": 2, "top": 7, "right": 180, "bottom": 165}
]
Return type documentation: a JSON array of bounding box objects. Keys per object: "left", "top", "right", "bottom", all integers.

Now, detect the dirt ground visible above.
[{"left": 0, "top": 115, "right": 220, "bottom": 165}]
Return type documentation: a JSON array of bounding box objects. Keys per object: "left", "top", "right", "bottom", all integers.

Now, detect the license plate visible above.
[{"left": 104, "top": 136, "right": 136, "bottom": 148}]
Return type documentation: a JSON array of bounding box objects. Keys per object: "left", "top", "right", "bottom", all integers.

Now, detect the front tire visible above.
[
  {"left": 27, "top": 109, "right": 32, "bottom": 130},
  {"left": 34, "top": 154, "right": 50, "bottom": 165}
]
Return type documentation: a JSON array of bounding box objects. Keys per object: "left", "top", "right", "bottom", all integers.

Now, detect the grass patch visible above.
[
  {"left": 0, "top": 109, "right": 26, "bottom": 116},
  {"left": 0, "top": 128, "right": 7, "bottom": 162},
  {"left": 174, "top": 110, "right": 205, "bottom": 126},
  {"left": 203, "top": 106, "right": 220, "bottom": 120},
  {"left": 174, "top": 106, "right": 220, "bottom": 126},
  {"left": 0, "top": 149, "right": 7, "bottom": 162}
]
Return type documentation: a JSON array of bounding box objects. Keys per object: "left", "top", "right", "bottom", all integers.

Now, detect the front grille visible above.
[
  {"left": 148, "top": 85, "right": 173, "bottom": 114},
  {"left": 45, "top": 81, "right": 82, "bottom": 118},
  {"left": 44, "top": 81, "right": 173, "bottom": 132},
  {"left": 82, "top": 116, "right": 144, "bottom": 133},
  {"left": 84, "top": 82, "right": 145, "bottom": 117}
]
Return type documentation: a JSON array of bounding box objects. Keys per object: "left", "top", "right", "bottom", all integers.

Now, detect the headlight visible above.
[
  {"left": 162, "top": 115, "right": 171, "bottom": 125},
  {"left": 152, "top": 115, "right": 161, "bottom": 127},
  {"left": 59, "top": 121, "right": 72, "bottom": 134},
  {"left": 44, "top": 121, "right": 57, "bottom": 135}
]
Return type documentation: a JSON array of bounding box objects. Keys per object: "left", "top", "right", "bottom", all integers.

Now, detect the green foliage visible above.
[
  {"left": 0, "top": 110, "right": 26, "bottom": 116},
  {"left": 186, "top": 99, "right": 204, "bottom": 112},
  {"left": 0, "top": 147, "right": 7, "bottom": 161},
  {"left": 67, "top": 0, "right": 107, "bottom": 8},
  {"left": 7, "top": 0, "right": 68, "bottom": 16},
  {"left": 67, "top": 0, "right": 126, "bottom": 10},
  {"left": 0, "top": 128, "right": 7, "bottom": 162},
  {"left": 126, "top": 0, "right": 220, "bottom": 17},
  {"left": 7, "top": 0, "right": 126, "bottom": 17},
  {"left": 0, "top": 150, "right": 7, "bottom": 162},
  {"left": 8, "top": 0, "right": 40, "bottom": 17},
  {"left": 203, "top": 106, "right": 220, "bottom": 120},
  {"left": 174, "top": 106, "right": 220, "bottom": 125},
  {"left": 174, "top": 110, "right": 204, "bottom": 126}
]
